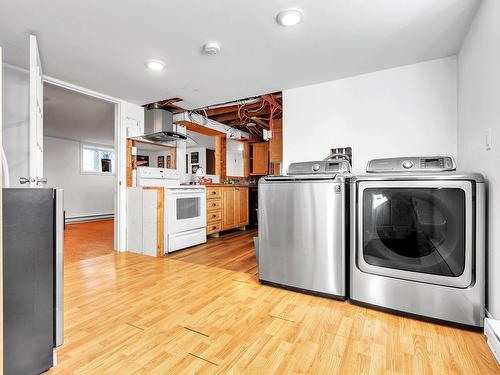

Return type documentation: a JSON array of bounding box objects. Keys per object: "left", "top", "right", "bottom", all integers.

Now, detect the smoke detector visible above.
[{"left": 203, "top": 41, "right": 221, "bottom": 55}]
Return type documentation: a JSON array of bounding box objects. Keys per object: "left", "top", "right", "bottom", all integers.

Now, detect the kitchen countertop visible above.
[{"left": 202, "top": 183, "right": 251, "bottom": 188}]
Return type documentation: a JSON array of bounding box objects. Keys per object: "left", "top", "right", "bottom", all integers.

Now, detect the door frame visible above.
[{"left": 42, "top": 75, "right": 126, "bottom": 251}]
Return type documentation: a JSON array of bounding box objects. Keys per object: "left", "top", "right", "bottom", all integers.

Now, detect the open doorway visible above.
[
  {"left": 43, "top": 82, "right": 116, "bottom": 262},
  {"left": 185, "top": 130, "right": 217, "bottom": 181}
]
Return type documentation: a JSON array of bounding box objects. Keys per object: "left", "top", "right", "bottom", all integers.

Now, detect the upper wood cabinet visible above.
[{"left": 250, "top": 142, "right": 268, "bottom": 175}]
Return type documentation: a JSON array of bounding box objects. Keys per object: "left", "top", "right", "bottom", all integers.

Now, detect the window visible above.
[{"left": 81, "top": 144, "right": 115, "bottom": 174}]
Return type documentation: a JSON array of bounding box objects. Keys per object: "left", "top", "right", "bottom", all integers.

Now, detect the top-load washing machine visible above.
[
  {"left": 259, "top": 155, "right": 351, "bottom": 299},
  {"left": 350, "top": 156, "right": 485, "bottom": 328}
]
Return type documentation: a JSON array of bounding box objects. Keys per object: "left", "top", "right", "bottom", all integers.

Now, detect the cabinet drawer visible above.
[
  {"left": 207, "top": 188, "right": 222, "bottom": 199},
  {"left": 206, "top": 222, "right": 222, "bottom": 234},
  {"left": 207, "top": 199, "right": 222, "bottom": 210},
  {"left": 207, "top": 210, "right": 221, "bottom": 222}
]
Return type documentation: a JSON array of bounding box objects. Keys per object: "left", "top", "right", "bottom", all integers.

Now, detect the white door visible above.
[{"left": 28, "top": 35, "right": 45, "bottom": 187}]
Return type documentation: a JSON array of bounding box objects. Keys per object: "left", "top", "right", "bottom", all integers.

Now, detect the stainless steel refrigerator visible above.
[{"left": 3, "top": 188, "right": 64, "bottom": 375}]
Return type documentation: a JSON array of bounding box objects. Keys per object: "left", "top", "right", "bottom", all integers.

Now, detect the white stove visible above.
[
  {"left": 135, "top": 167, "right": 207, "bottom": 253},
  {"left": 136, "top": 167, "right": 180, "bottom": 187},
  {"left": 165, "top": 185, "right": 207, "bottom": 253}
]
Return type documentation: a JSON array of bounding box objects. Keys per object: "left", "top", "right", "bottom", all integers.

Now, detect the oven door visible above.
[
  {"left": 166, "top": 188, "right": 207, "bottom": 234},
  {"left": 357, "top": 180, "right": 473, "bottom": 288}
]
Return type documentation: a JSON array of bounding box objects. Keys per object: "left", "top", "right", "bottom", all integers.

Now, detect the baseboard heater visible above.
[
  {"left": 65, "top": 213, "right": 114, "bottom": 224},
  {"left": 485, "top": 318, "right": 500, "bottom": 364}
]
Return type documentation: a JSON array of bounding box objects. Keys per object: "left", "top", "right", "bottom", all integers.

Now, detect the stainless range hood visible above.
[{"left": 132, "top": 107, "right": 188, "bottom": 145}]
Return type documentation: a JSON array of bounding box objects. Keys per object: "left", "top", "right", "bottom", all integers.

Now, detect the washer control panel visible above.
[
  {"left": 366, "top": 156, "right": 456, "bottom": 173},
  {"left": 288, "top": 159, "right": 351, "bottom": 175}
]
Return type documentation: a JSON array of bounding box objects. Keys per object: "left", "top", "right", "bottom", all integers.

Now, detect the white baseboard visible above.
[
  {"left": 485, "top": 318, "right": 500, "bottom": 364},
  {"left": 66, "top": 213, "right": 114, "bottom": 224}
]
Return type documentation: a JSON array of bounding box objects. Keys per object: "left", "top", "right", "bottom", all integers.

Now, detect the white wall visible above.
[
  {"left": 226, "top": 139, "right": 244, "bottom": 177},
  {"left": 44, "top": 136, "right": 115, "bottom": 219},
  {"left": 186, "top": 145, "right": 207, "bottom": 175},
  {"left": 283, "top": 57, "right": 458, "bottom": 173},
  {"left": 135, "top": 150, "right": 172, "bottom": 168},
  {"left": 2, "top": 64, "right": 29, "bottom": 186},
  {"left": 457, "top": 0, "right": 500, "bottom": 318}
]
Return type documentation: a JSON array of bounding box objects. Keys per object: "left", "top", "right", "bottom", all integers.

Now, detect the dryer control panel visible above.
[
  {"left": 288, "top": 159, "right": 351, "bottom": 175},
  {"left": 366, "top": 156, "right": 456, "bottom": 173}
]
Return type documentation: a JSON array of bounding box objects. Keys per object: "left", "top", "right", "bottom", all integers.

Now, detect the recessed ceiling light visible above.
[
  {"left": 276, "top": 8, "right": 303, "bottom": 27},
  {"left": 202, "top": 41, "right": 221, "bottom": 55},
  {"left": 145, "top": 59, "right": 165, "bottom": 72}
]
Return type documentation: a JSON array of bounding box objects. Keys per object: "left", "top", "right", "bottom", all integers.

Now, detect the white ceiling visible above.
[
  {"left": 0, "top": 0, "right": 480, "bottom": 109},
  {"left": 44, "top": 83, "right": 115, "bottom": 145}
]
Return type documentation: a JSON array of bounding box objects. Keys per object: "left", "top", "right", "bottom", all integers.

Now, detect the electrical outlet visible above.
[
  {"left": 330, "top": 147, "right": 352, "bottom": 166},
  {"left": 486, "top": 128, "right": 493, "bottom": 151}
]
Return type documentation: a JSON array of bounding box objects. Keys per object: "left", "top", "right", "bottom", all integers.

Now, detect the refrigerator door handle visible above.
[
  {"left": 1, "top": 144, "right": 10, "bottom": 188},
  {"left": 55, "top": 189, "right": 65, "bottom": 347}
]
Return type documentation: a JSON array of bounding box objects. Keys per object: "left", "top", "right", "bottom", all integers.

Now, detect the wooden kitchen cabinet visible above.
[
  {"left": 207, "top": 186, "right": 249, "bottom": 236},
  {"left": 206, "top": 187, "right": 222, "bottom": 235},
  {"left": 222, "top": 188, "right": 236, "bottom": 229},
  {"left": 250, "top": 142, "right": 269, "bottom": 175},
  {"left": 236, "top": 188, "right": 249, "bottom": 226}
]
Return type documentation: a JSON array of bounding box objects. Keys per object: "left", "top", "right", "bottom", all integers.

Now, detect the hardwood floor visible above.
[
  {"left": 48, "top": 228, "right": 500, "bottom": 374},
  {"left": 64, "top": 220, "right": 114, "bottom": 263},
  {"left": 167, "top": 229, "right": 258, "bottom": 274}
]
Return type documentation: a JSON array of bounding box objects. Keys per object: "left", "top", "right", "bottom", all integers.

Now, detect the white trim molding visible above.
[
  {"left": 485, "top": 318, "right": 500, "bottom": 364},
  {"left": 43, "top": 74, "right": 127, "bottom": 252}
]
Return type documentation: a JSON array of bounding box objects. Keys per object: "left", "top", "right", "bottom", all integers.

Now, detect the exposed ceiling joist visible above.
[
  {"left": 202, "top": 92, "right": 282, "bottom": 137},
  {"left": 148, "top": 92, "right": 282, "bottom": 138}
]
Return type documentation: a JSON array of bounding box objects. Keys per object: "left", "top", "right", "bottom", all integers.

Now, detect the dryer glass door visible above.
[{"left": 358, "top": 180, "right": 473, "bottom": 288}]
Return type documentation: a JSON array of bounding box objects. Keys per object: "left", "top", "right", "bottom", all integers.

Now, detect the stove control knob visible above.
[
  {"left": 312, "top": 163, "right": 321, "bottom": 172},
  {"left": 402, "top": 160, "right": 414, "bottom": 169}
]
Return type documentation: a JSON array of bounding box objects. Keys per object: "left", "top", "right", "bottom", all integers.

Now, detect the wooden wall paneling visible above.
[
  {"left": 269, "top": 118, "right": 282, "bottom": 163},
  {"left": 167, "top": 146, "right": 176, "bottom": 169},
  {"left": 126, "top": 139, "right": 137, "bottom": 187},
  {"left": 270, "top": 163, "right": 281, "bottom": 175},
  {"left": 143, "top": 187, "right": 164, "bottom": 256},
  {"left": 215, "top": 135, "right": 227, "bottom": 181}
]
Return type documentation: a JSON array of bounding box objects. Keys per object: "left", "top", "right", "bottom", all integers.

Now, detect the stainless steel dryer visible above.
[
  {"left": 350, "top": 156, "right": 485, "bottom": 328},
  {"left": 259, "top": 157, "right": 350, "bottom": 299}
]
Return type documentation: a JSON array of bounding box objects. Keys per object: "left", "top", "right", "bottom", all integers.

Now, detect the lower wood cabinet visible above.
[
  {"left": 237, "top": 188, "right": 249, "bottom": 226},
  {"left": 207, "top": 186, "right": 249, "bottom": 235},
  {"left": 222, "top": 188, "right": 236, "bottom": 228}
]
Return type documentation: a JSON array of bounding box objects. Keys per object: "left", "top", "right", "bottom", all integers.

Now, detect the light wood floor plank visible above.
[{"left": 45, "top": 226, "right": 499, "bottom": 374}]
